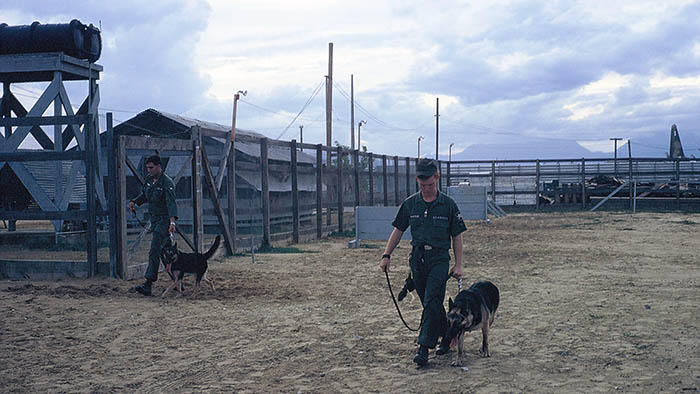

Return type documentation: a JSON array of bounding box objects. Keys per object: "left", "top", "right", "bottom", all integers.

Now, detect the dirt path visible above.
[{"left": 1, "top": 212, "right": 699, "bottom": 393}]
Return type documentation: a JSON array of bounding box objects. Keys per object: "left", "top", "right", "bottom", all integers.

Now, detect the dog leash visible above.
[
  {"left": 385, "top": 271, "right": 422, "bottom": 332},
  {"left": 385, "top": 272, "right": 462, "bottom": 332},
  {"left": 131, "top": 210, "right": 152, "bottom": 232}
]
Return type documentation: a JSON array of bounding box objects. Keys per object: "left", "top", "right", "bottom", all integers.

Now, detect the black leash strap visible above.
[
  {"left": 131, "top": 210, "right": 151, "bottom": 232},
  {"left": 385, "top": 271, "right": 422, "bottom": 332}
]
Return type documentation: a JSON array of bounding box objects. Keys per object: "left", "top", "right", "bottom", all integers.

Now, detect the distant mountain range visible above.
[{"left": 443, "top": 129, "right": 699, "bottom": 161}]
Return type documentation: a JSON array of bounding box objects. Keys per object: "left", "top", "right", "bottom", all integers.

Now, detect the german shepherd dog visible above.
[
  {"left": 444, "top": 280, "right": 500, "bottom": 367},
  {"left": 160, "top": 235, "right": 221, "bottom": 297}
]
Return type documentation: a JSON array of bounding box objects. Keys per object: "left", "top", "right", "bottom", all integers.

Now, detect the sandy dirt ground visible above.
[{"left": 1, "top": 211, "right": 699, "bottom": 393}]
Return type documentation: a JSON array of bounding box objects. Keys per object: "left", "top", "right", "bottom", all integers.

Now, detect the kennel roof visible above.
[{"left": 111, "top": 108, "right": 315, "bottom": 165}]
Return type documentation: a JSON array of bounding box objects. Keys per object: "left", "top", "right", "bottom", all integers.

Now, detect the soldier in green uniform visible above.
[
  {"left": 380, "top": 158, "right": 467, "bottom": 366},
  {"left": 128, "top": 155, "right": 178, "bottom": 296}
]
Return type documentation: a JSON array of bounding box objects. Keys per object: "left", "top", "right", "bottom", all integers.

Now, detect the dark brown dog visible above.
[
  {"left": 160, "top": 235, "right": 221, "bottom": 297},
  {"left": 444, "top": 280, "right": 500, "bottom": 367}
]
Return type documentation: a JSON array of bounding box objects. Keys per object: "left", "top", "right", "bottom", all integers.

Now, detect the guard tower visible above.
[{"left": 0, "top": 21, "right": 105, "bottom": 277}]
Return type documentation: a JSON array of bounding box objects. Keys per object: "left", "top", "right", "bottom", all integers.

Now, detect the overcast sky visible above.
[{"left": 3, "top": 0, "right": 700, "bottom": 159}]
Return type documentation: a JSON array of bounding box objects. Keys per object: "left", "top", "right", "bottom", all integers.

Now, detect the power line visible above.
[
  {"left": 332, "top": 80, "right": 421, "bottom": 131},
  {"left": 277, "top": 80, "right": 324, "bottom": 140}
]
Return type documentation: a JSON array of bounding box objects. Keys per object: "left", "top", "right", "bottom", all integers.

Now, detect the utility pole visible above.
[
  {"left": 610, "top": 137, "right": 622, "bottom": 177},
  {"left": 325, "top": 42, "right": 333, "bottom": 226},
  {"left": 449, "top": 142, "right": 455, "bottom": 162},
  {"left": 229, "top": 89, "right": 246, "bottom": 256},
  {"left": 358, "top": 120, "right": 366, "bottom": 151},
  {"left": 326, "top": 43, "right": 333, "bottom": 162},
  {"left": 350, "top": 74, "right": 355, "bottom": 151},
  {"left": 435, "top": 97, "right": 439, "bottom": 160},
  {"left": 418, "top": 136, "right": 424, "bottom": 158},
  {"left": 299, "top": 125, "right": 304, "bottom": 151}
]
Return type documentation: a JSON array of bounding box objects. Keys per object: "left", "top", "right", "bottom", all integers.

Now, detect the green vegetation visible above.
[
  {"left": 255, "top": 244, "right": 314, "bottom": 254},
  {"left": 329, "top": 229, "right": 355, "bottom": 238}
]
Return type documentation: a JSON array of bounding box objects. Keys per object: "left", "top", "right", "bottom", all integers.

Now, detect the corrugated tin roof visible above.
[
  {"left": 113, "top": 108, "right": 262, "bottom": 139},
  {"left": 111, "top": 108, "right": 316, "bottom": 164}
]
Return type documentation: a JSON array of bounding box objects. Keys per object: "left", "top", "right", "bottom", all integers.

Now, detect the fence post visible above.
[
  {"left": 106, "top": 113, "right": 117, "bottom": 278},
  {"left": 581, "top": 157, "right": 586, "bottom": 209},
  {"left": 326, "top": 147, "right": 332, "bottom": 226},
  {"left": 291, "top": 140, "right": 299, "bottom": 243},
  {"left": 227, "top": 130, "right": 237, "bottom": 252},
  {"left": 491, "top": 160, "right": 496, "bottom": 203},
  {"left": 337, "top": 146, "right": 344, "bottom": 232},
  {"left": 260, "top": 138, "right": 270, "bottom": 246},
  {"left": 415, "top": 157, "right": 419, "bottom": 192},
  {"left": 535, "top": 159, "right": 540, "bottom": 211},
  {"left": 192, "top": 126, "right": 203, "bottom": 253},
  {"left": 316, "top": 144, "right": 323, "bottom": 238},
  {"left": 117, "top": 135, "right": 127, "bottom": 278},
  {"left": 354, "top": 150, "right": 360, "bottom": 209},
  {"left": 447, "top": 160, "right": 451, "bottom": 190},
  {"left": 382, "top": 155, "right": 389, "bottom": 206},
  {"left": 86, "top": 104, "right": 97, "bottom": 276},
  {"left": 405, "top": 157, "right": 411, "bottom": 199},
  {"left": 369, "top": 153, "right": 374, "bottom": 206},
  {"left": 676, "top": 159, "right": 680, "bottom": 210},
  {"left": 629, "top": 151, "right": 633, "bottom": 210},
  {"left": 394, "top": 156, "right": 400, "bottom": 205}
]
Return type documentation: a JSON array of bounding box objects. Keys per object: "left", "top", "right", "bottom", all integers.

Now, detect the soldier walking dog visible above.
[{"left": 379, "top": 158, "right": 467, "bottom": 367}]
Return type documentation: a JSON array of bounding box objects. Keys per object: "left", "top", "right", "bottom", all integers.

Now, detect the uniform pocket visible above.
[
  {"left": 152, "top": 187, "right": 164, "bottom": 200},
  {"left": 431, "top": 216, "right": 449, "bottom": 228},
  {"left": 409, "top": 216, "right": 423, "bottom": 227}
]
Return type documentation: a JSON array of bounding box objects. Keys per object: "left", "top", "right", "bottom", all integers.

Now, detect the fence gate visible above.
[{"left": 109, "top": 132, "right": 203, "bottom": 280}]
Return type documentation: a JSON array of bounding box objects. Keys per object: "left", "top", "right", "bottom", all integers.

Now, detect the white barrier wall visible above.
[
  {"left": 353, "top": 206, "right": 410, "bottom": 245},
  {"left": 446, "top": 185, "right": 488, "bottom": 220}
]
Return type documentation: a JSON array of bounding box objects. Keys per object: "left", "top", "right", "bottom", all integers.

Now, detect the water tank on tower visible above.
[{"left": 0, "top": 19, "right": 101, "bottom": 62}]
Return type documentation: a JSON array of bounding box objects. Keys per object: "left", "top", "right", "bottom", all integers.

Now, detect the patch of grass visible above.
[
  {"left": 680, "top": 219, "right": 697, "bottom": 225},
  {"left": 255, "top": 244, "right": 313, "bottom": 254},
  {"left": 359, "top": 244, "right": 380, "bottom": 249},
  {"left": 589, "top": 314, "right": 604, "bottom": 320},
  {"left": 329, "top": 229, "right": 355, "bottom": 238},
  {"left": 623, "top": 331, "right": 640, "bottom": 339},
  {"left": 20, "top": 238, "right": 109, "bottom": 251}
]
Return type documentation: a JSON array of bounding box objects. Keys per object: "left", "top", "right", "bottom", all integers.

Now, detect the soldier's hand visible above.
[
  {"left": 379, "top": 257, "right": 391, "bottom": 273},
  {"left": 449, "top": 264, "right": 462, "bottom": 280},
  {"left": 128, "top": 201, "right": 135, "bottom": 212}
]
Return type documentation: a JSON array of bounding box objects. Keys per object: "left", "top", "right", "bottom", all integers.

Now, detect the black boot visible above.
[
  {"left": 413, "top": 345, "right": 429, "bottom": 366},
  {"left": 436, "top": 337, "right": 451, "bottom": 355},
  {"left": 135, "top": 280, "right": 152, "bottom": 296}
]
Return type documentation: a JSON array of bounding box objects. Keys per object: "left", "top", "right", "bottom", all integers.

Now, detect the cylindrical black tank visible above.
[{"left": 0, "top": 19, "right": 101, "bottom": 62}]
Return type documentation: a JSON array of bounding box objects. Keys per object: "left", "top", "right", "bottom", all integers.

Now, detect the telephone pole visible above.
[
  {"left": 350, "top": 74, "right": 355, "bottom": 151},
  {"left": 325, "top": 42, "right": 333, "bottom": 226},
  {"left": 326, "top": 43, "right": 333, "bottom": 156},
  {"left": 435, "top": 97, "right": 439, "bottom": 160}
]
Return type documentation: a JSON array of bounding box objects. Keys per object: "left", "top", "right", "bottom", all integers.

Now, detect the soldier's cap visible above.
[{"left": 416, "top": 158, "right": 438, "bottom": 177}]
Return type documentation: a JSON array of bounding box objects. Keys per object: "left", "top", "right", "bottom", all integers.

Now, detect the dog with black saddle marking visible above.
[
  {"left": 443, "top": 280, "right": 500, "bottom": 367},
  {"left": 160, "top": 235, "right": 221, "bottom": 297}
]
